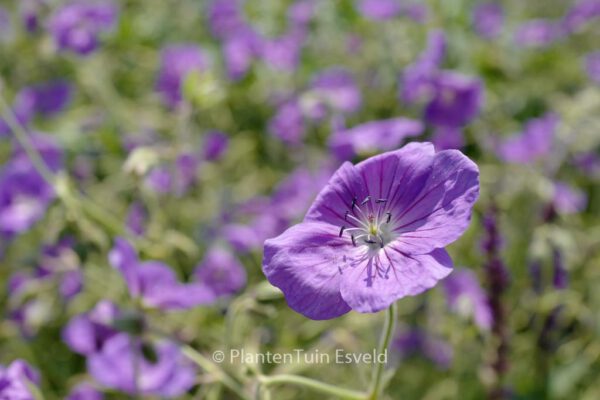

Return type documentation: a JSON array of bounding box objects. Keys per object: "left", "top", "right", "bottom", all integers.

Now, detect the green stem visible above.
[
  {"left": 259, "top": 374, "right": 366, "bottom": 400},
  {"left": 181, "top": 345, "right": 251, "bottom": 400},
  {"left": 0, "top": 89, "right": 56, "bottom": 185},
  {"left": 368, "top": 302, "right": 397, "bottom": 400}
]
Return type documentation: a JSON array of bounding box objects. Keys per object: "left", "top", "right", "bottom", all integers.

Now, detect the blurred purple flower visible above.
[
  {"left": 329, "top": 117, "right": 424, "bottom": 160},
  {"left": 304, "top": 68, "right": 362, "bottom": 119},
  {"left": 444, "top": 269, "right": 492, "bottom": 330},
  {"left": 20, "top": 81, "right": 73, "bottom": 116},
  {"left": 156, "top": 45, "right": 208, "bottom": 108},
  {"left": 37, "top": 238, "right": 83, "bottom": 300},
  {"left": 174, "top": 152, "right": 200, "bottom": 195},
  {"left": 126, "top": 201, "right": 147, "bottom": 236},
  {"left": 358, "top": 0, "right": 402, "bottom": 21},
  {"left": 263, "top": 142, "right": 479, "bottom": 319},
  {"left": 514, "top": 20, "right": 563, "bottom": 48},
  {"left": 194, "top": 247, "right": 247, "bottom": 298},
  {"left": 585, "top": 52, "right": 600, "bottom": 84},
  {"left": 87, "top": 333, "right": 196, "bottom": 397},
  {"left": 207, "top": 0, "right": 245, "bottom": 39},
  {"left": 573, "top": 151, "right": 600, "bottom": 177},
  {"left": 423, "top": 71, "right": 483, "bottom": 128},
  {"left": 48, "top": 1, "right": 118, "bottom": 55},
  {"left": 401, "top": 30, "right": 446, "bottom": 103},
  {"left": 552, "top": 248, "right": 568, "bottom": 290},
  {"left": 20, "top": 0, "right": 43, "bottom": 33},
  {"left": 204, "top": 131, "right": 229, "bottom": 161},
  {"left": 0, "top": 360, "right": 41, "bottom": 400},
  {"left": 288, "top": 0, "right": 315, "bottom": 26},
  {"left": 496, "top": 113, "right": 559, "bottom": 164},
  {"left": 552, "top": 182, "right": 587, "bottom": 215},
  {"left": 431, "top": 126, "right": 465, "bottom": 150},
  {"left": 403, "top": 4, "right": 428, "bottom": 24},
  {"left": 472, "top": 3, "right": 504, "bottom": 39},
  {"left": 223, "top": 32, "right": 259, "bottom": 80},
  {"left": 0, "top": 135, "right": 62, "bottom": 238},
  {"left": 393, "top": 329, "right": 453, "bottom": 369},
  {"left": 145, "top": 167, "right": 173, "bottom": 194},
  {"left": 562, "top": 0, "right": 600, "bottom": 33},
  {"left": 63, "top": 300, "right": 120, "bottom": 355},
  {"left": 268, "top": 98, "right": 306, "bottom": 144},
  {"left": 66, "top": 383, "right": 104, "bottom": 400},
  {"left": 259, "top": 28, "right": 306, "bottom": 71},
  {"left": 109, "top": 238, "right": 215, "bottom": 310},
  {"left": 223, "top": 223, "right": 263, "bottom": 253}
]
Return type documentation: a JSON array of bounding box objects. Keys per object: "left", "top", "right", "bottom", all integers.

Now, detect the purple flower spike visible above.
[
  {"left": 443, "top": 268, "right": 492, "bottom": 330},
  {"left": 263, "top": 142, "right": 479, "bottom": 319},
  {"left": 329, "top": 117, "right": 424, "bottom": 160},
  {"left": 109, "top": 238, "right": 215, "bottom": 310},
  {"left": 194, "top": 247, "right": 247, "bottom": 298},
  {"left": 88, "top": 334, "right": 196, "bottom": 397},
  {"left": 48, "top": 1, "right": 118, "bottom": 55},
  {"left": 156, "top": 45, "right": 208, "bottom": 108},
  {"left": 0, "top": 360, "right": 41, "bottom": 400},
  {"left": 472, "top": 3, "right": 504, "bottom": 39},
  {"left": 585, "top": 52, "right": 600, "bottom": 84},
  {"left": 552, "top": 182, "right": 587, "bottom": 215}
]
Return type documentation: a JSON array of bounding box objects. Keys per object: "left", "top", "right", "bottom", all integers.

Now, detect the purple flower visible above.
[
  {"left": 0, "top": 360, "right": 41, "bottom": 400},
  {"left": 305, "top": 68, "right": 362, "bottom": 119},
  {"left": 87, "top": 333, "right": 196, "bottom": 397},
  {"left": 126, "top": 201, "right": 147, "bottom": 236},
  {"left": 358, "top": 0, "right": 402, "bottom": 21},
  {"left": 0, "top": 135, "right": 62, "bottom": 238},
  {"left": 496, "top": 113, "right": 559, "bottom": 164},
  {"left": 259, "top": 28, "right": 306, "bottom": 71},
  {"left": 19, "top": 81, "right": 73, "bottom": 116},
  {"left": 144, "top": 167, "right": 173, "bottom": 194},
  {"left": 562, "top": 0, "right": 600, "bottom": 33},
  {"left": 37, "top": 238, "right": 83, "bottom": 300},
  {"left": 223, "top": 32, "right": 259, "bottom": 80},
  {"left": 431, "top": 126, "right": 465, "bottom": 150},
  {"left": 204, "top": 131, "right": 229, "bottom": 161},
  {"left": 156, "top": 45, "right": 208, "bottom": 108},
  {"left": 194, "top": 247, "right": 247, "bottom": 298},
  {"left": 472, "top": 3, "right": 504, "bottom": 39},
  {"left": 174, "top": 152, "right": 200, "bottom": 195},
  {"left": 514, "top": 20, "right": 563, "bottom": 48},
  {"left": 423, "top": 71, "right": 483, "bottom": 128},
  {"left": 48, "top": 1, "right": 118, "bottom": 55},
  {"left": 63, "top": 300, "right": 120, "bottom": 355},
  {"left": 288, "top": 0, "right": 315, "bottom": 26},
  {"left": 207, "top": 0, "right": 245, "bottom": 39},
  {"left": 393, "top": 329, "right": 453, "bottom": 369},
  {"left": 268, "top": 98, "right": 306, "bottom": 145},
  {"left": 443, "top": 269, "right": 492, "bottom": 330},
  {"left": 552, "top": 182, "right": 587, "bottom": 215},
  {"left": 109, "top": 238, "right": 215, "bottom": 310},
  {"left": 573, "top": 151, "right": 600, "bottom": 177},
  {"left": 66, "top": 383, "right": 104, "bottom": 400},
  {"left": 585, "top": 52, "right": 600, "bottom": 84},
  {"left": 263, "top": 142, "right": 479, "bottom": 319},
  {"left": 329, "top": 117, "right": 424, "bottom": 160},
  {"left": 401, "top": 30, "right": 446, "bottom": 103}
]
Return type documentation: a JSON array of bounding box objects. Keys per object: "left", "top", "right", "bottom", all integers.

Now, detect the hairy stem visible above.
[
  {"left": 259, "top": 374, "right": 366, "bottom": 400},
  {"left": 368, "top": 302, "right": 397, "bottom": 400}
]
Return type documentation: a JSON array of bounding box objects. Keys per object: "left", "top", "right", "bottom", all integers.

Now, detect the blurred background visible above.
[{"left": 0, "top": 0, "right": 599, "bottom": 399}]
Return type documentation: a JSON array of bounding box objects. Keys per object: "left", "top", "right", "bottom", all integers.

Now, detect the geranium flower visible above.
[{"left": 263, "top": 142, "right": 479, "bottom": 319}]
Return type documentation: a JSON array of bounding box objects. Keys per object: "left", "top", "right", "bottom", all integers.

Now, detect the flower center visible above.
[{"left": 339, "top": 196, "right": 394, "bottom": 250}]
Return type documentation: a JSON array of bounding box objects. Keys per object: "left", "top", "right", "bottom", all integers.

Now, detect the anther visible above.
[
  {"left": 344, "top": 211, "right": 350, "bottom": 221},
  {"left": 339, "top": 226, "right": 345, "bottom": 237},
  {"left": 361, "top": 196, "right": 371, "bottom": 205},
  {"left": 376, "top": 198, "right": 387, "bottom": 203},
  {"left": 365, "top": 239, "right": 377, "bottom": 244},
  {"left": 385, "top": 212, "right": 391, "bottom": 223},
  {"left": 351, "top": 197, "right": 357, "bottom": 210},
  {"left": 351, "top": 235, "right": 356, "bottom": 247}
]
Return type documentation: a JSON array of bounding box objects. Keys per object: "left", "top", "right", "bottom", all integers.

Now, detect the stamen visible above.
[
  {"left": 385, "top": 212, "right": 391, "bottom": 223},
  {"left": 365, "top": 239, "right": 377, "bottom": 244},
  {"left": 351, "top": 197, "right": 357, "bottom": 210},
  {"left": 361, "top": 196, "right": 371, "bottom": 205},
  {"left": 339, "top": 226, "right": 345, "bottom": 237},
  {"left": 351, "top": 234, "right": 356, "bottom": 247},
  {"left": 376, "top": 198, "right": 387, "bottom": 203}
]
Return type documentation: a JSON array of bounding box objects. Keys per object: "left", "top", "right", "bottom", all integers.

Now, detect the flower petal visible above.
[
  {"left": 340, "top": 248, "right": 453, "bottom": 313},
  {"left": 263, "top": 222, "right": 354, "bottom": 320},
  {"left": 391, "top": 149, "right": 479, "bottom": 254}
]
